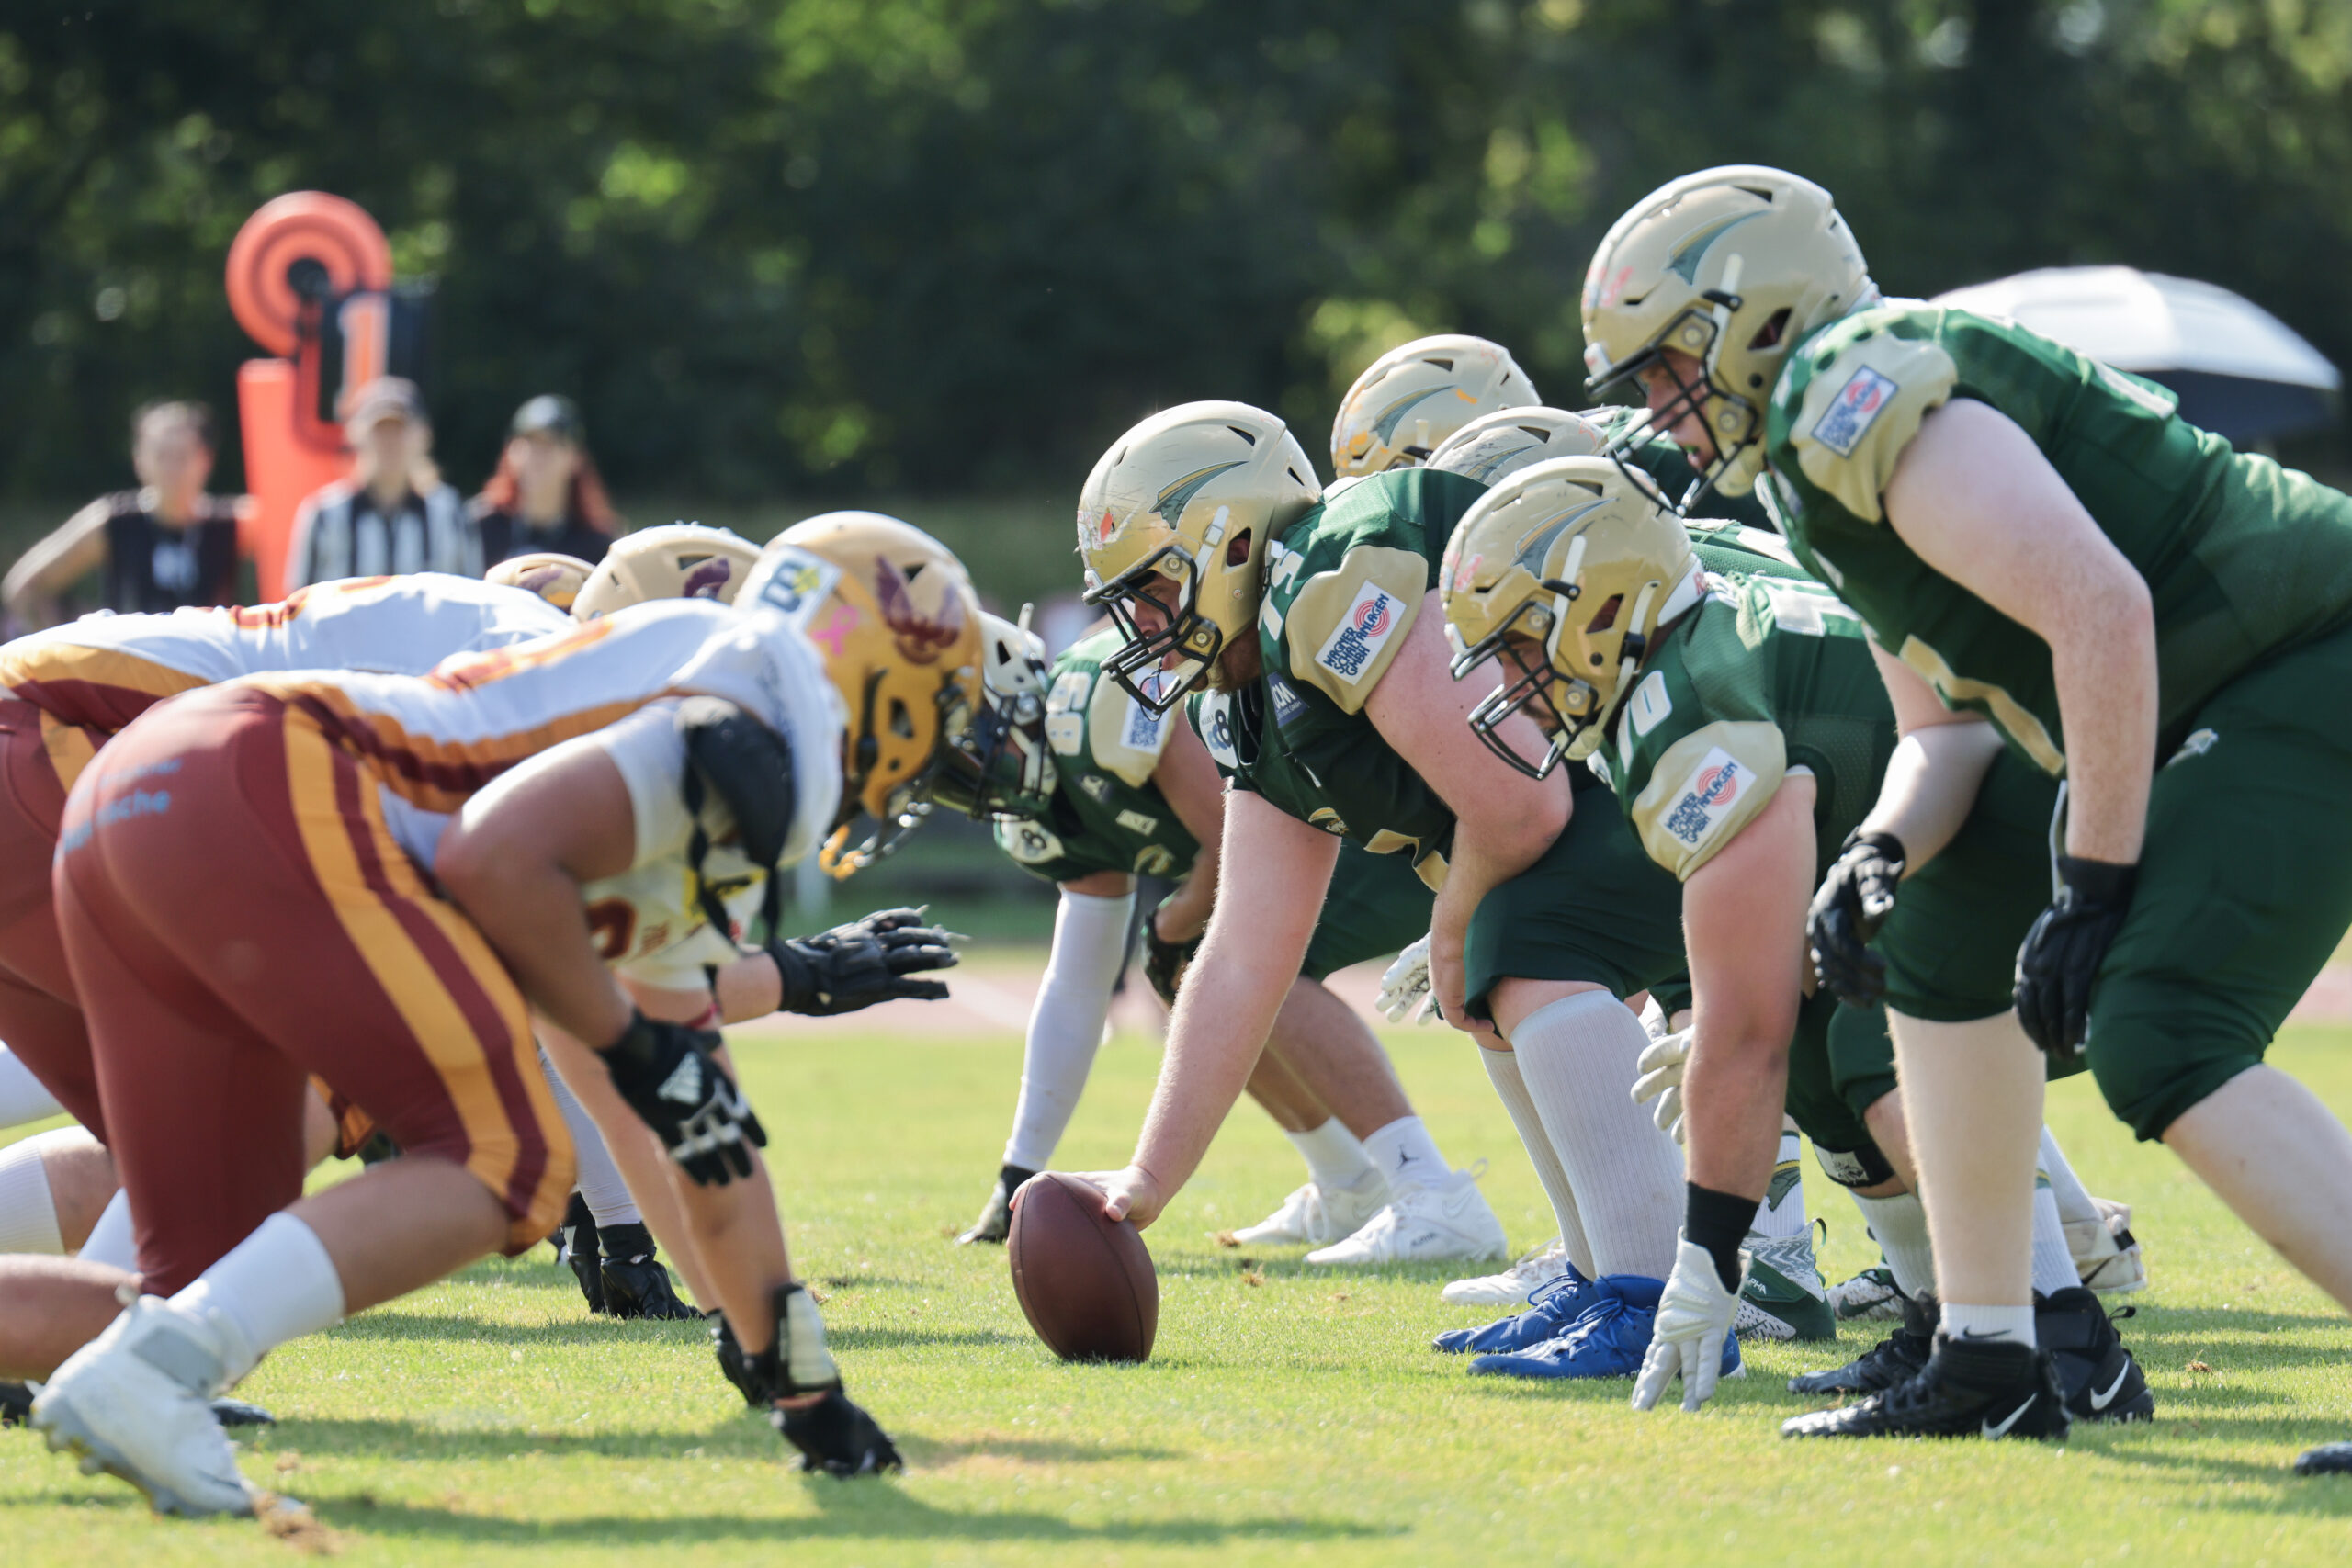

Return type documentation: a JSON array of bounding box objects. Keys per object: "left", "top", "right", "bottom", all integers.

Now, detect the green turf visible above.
[{"left": 6, "top": 1018, "right": 2352, "bottom": 1564}]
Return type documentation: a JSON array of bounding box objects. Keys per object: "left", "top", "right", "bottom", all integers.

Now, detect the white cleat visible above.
[
  {"left": 1304, "top": 1167, "right": 1509, "bottom": 1267},
  {"left": 1441, "top": 1238, "right": 1567, "bottom": 1306},
  {"left": 32, "top": 1296, "right": 260, "bottom": 1518},
  {"left": 1827, "top": 1263, "right": 1905, "bottom": 1322},
  {"left": 1227, "top": 1179, "right": 1388, "bottom": 1247},
  {"left": 2067, "top": 1196, "right": 2147, "bottom": 1294}
]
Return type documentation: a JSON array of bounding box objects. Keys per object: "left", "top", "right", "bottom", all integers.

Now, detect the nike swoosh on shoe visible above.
[
  {"left": 2088, "top": 1365, "right": 2131, "bottom": 1411},
  {"left": 1981, "top": 1394, "right": 2038, "bottom": 1438}
]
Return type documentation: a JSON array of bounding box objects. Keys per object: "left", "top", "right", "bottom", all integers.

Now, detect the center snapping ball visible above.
[{"left": 1007, "top": 1172, "right": 1159, "bottom": 1362}]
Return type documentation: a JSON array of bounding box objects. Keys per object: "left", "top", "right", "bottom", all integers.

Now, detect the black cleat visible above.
[
  {"left": 1783, "top": 1336, "right": 2071, "bottom": 1441},
  {"left": 599, "top": 1224, "right": 699, "bottom": 1321},
  {"left": 0, "top": 1380, "right": 29, "bottom": 1427},
  {"left": 775, "top": 1389, "right": 904, "bottom": 1477},
  {"left": 956, "top": 1164, "right": 1035, "bottom": 1246},
  {"left": 2038, "top": 1287, "right": 2153, "bottom": 1423},
  {"left": 1790, "top": 1291, "right": 1935, "bottom": 1396},
  {"left": 558, "top": 1193, "right": 607, "bottom": 1314},
  {"left": 2296, "top": 1441, "right": 2352, "bottom": 1475}
]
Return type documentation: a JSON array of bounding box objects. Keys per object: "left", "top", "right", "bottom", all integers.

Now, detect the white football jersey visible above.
[{"left": 0, "top": 574, "right": 571, "bottom": 729}]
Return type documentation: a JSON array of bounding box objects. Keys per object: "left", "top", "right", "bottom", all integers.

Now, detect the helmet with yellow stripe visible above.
[
  {"left": 738, "top": 512, "right": 984, "bottom": 875},
  {"left": 571, "top": 523, "right": 763, "bottom": 620},
  {"left": 1441, "top": 457, "right": 1692, "bottom": 776},
  {"left": 1330, "top": 335, "right": 1539, "bottom": 478}
]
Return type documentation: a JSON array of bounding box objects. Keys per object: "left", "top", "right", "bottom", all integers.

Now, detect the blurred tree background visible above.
[{"left": 7, "top": 0, "right": 2351, "bottom": 517}]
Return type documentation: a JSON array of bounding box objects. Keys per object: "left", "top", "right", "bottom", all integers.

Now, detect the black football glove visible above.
[
  {"left": 712, "top": 1283, "right": 903, "bottom": 1477},
  {"left": 767, "top": 907, "right": 960, "bottom": 1017},
  {"left": 600, "top": 1011, "right": 766, "bottom": 1186},
  {"left": 2014, "top": 855, "right": 2137, "bottom": 1062},
  {"left": 1142, "top": 900, "right": 1202, "bottom": 1008},
  {"left": 1807, "top": 829, "right": 1906, "bottom": 1008}
]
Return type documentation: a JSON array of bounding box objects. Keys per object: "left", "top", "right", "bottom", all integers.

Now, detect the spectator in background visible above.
[
  {"left": 469, "top": 395, "right": 619, "bottom": 567},
  {"left": 284, "top": 377, "right": 480, "bottom": 589},
  {"left": 2, "top": 401, "right": 246, "bottom": 631}
]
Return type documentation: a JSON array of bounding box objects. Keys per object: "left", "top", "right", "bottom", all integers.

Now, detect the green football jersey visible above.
[
  {"left": 993, "top": 629, "right": 1199, "bottom": 885},
  {"left": 1763, "top": 301, "right": 2352, "bottom": 773},
  {"left": 1599, "top": 570, "right": 1897, "bottom": 882}
]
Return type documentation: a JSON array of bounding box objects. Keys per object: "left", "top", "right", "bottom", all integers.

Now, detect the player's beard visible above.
[{"left": 1204, "top": 634, "right": 1263, "bottom": 693}]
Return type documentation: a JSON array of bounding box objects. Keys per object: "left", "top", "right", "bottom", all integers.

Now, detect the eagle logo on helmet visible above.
[
  {"left": 874, "top": 557, "right": 967, "bottom": 664},
  {"left": 1151, "top": 462, "right": 1244, "bottom": 524},
  {"left": 517, "top": 564, "right": 566, "bottom": 594},
  {"left": 682, "top": 558, "right": 736, "bottom": 599},
  {"left": 1370, "top": 386, "right": 1449, "bottom": 445}
]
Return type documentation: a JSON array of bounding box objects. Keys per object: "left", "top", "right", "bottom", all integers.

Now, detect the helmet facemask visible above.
[
  {"left": 1589, "top": 281, "right": 1782, "bottom": 513},
  {"left": 932, "top": 608, "right": 1057, "bottom": 821},
  {"left": 1085, "top": 541, "right": 1227, "bottom": 716}
]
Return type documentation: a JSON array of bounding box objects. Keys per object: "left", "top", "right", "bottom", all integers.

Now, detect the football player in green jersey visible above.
[
  {"left": 954, "top": 619, "right": 1441, "bottom": 1251},
  {"left": 1441, "top": 456, "right": 2150, "bottom": 1426},
  {"left": 1586, "top": 165, "right": 2352, "bottom": 1464}
]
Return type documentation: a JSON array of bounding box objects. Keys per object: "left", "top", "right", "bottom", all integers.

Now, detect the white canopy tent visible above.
[{"left": 1933, "top": 266, "right": 2341, "bottom": 444}]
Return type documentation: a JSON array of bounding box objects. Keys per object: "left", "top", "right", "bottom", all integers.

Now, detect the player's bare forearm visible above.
[
  {"left": 713, "top": 950, "right": 784, "bottom": 1023},
  {"left": 1367, "top": 594, "right": 1569, "bottom": 1031},
  {"left": 1129, "top": 791, "right": 1335, "bottom": 1207},
  {"left": 1680, "top": 777, "right": 1815, "bottom": 1199},
  {"left": 1854, "top": 659, "right": 2006, "bottom": 871},
  {"left": 1883, "top": 398, "right": 2155, "bottom": 863}
]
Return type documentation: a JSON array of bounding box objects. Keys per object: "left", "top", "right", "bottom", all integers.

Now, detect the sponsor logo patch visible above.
[
  {"left": 1809, "top": 364, "right": 1899, "bottom": 457},
  {"left": 1314, "top": 583, "right": 1407, "bottom": 684},
  {"left": 1307, "top": 807, "right": 1349, "bottom": 837},
  {"left": 1268, "top": 672, "right": 1307, "bottom": 728},
  {"left": 1134, "top": 844, "right": 1178, "bottom": 876},
  {"left": 1123, "top": 696, "right": 1167, "bottom": 754},
  {"left": 1077, "top": 773, "right": 1113, "bottom": 803},
  {"left": 1661, "top": 746, "right": 1755, "bottom": 849},
  {"left": 1114, "top": 807, "right": 1159, "bottom": 837}
]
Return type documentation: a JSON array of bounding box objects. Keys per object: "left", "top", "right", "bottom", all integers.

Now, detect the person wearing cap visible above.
[
  {"left": 284, "top": 377, "right": 481, "bottom": 590},
  {"left": 469, "top": 395, "right": 620, "bottom": 569},
  {"left": 3, "top": 402, "right": 249, "bottom": 632}
]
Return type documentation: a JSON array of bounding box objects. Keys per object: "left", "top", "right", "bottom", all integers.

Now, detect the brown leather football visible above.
[{"left": 1007, "top": 1172, "right": 1159, "bottom": 1362}]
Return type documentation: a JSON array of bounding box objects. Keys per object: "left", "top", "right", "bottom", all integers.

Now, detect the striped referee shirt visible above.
[{"left": 285, "top": 479, "right": 483, "bottom": 589}]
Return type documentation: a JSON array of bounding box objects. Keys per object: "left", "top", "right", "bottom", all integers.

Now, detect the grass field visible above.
[{"left": 6, "top": 1010, "right": 2352, "bottom": 1565}]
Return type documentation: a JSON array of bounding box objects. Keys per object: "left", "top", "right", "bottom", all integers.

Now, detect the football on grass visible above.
[{"left": 1007, "top": 1172, "right": 1159, "bottom": 1363}]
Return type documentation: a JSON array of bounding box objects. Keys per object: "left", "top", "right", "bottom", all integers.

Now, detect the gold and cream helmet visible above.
[
  {"left": 931, "top": 607, "right": 1057, "bottom": 822},
  {"left": 571, "top": 523, "right": 763, "bottom": 620},
  {"left": 1440, "top": 456, "right": 1694, "bottom": 776},
  {"left": 1581, "top": 166, "right": 1872, "bottom": 502},
  {"left": 1425, "top": 407, "right": 1611, "bottom": 487},
  {"left": 1330, "top": 334, "right": 1540, "bottom": 478},
  {"left": 483, "top": 551, "right": 595, "bottom": 612},
  {"left": 738, "top": 512, "right": 984, "bottom": 875},
  {"left": 1077, "top": 400, "right": 1320, "bottom": 714}
]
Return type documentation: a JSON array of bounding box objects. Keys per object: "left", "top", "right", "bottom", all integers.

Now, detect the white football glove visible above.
[
  {"left": 1631, "top": 1235, "right": 1744, "bottom": 1413},
  {"left": 1631, "top": 1028, "right": 1690, "bottom": 1145},
  {"left": 1637, "top": 994, "right": 1671, "bottom": 1041},
  {"left": 1376, "top": 933, "right": 1438, "bottom": 1026}
]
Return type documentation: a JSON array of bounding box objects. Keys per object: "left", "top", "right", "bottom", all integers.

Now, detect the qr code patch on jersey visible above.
[
  {"left": 1809, "top": 364, "right": 1899, "bottom": 457},
  {"left": 1662, "top": 747, "right": 1755, "bottom": 849}
]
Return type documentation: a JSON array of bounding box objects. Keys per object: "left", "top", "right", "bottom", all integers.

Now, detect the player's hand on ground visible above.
[
  {"left": 1632, "top": 1236, "right": 1741, "bottom": 1413},
  {"left": 599, "top": 1011, "right": 766, "bottom": 1184},
  {"left": 768, "top": 906, "right": 962, "bottom": 1016},
  {"left": 1069, "top": 1165, "right": 1166, "bottom": 1231},
  {"left": 1142, "top": 898, "right": 1203, "bottom": 1007},
  {"left": 1807, "top": 829, "right": 1905, "bottom": 1007},
  {"left": 1376, "top": 933, "right": 1439, "bottom": 1025},
  {"left": 1631, "top": 1027, "right": 1690, "bottom": 1145},
  {"left": 2015, "top": 855, "right": 2137, "bottom": 1059}
]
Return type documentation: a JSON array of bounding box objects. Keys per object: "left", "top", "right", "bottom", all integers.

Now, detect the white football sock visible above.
[
  {"left": 1940, "top": 1301, "right": 2034, "bottom": 1348},
  {"left": 2030, "top": 1180, "right": 2078, "bottom": 1297},
  {"left": 0, "top": 1129, "right": 63, "bottom": 1254},
  {"left": 1749, "top": 1127, "right": 1809, "bottom": 1242},
  {"left": 1480, "top": 1045, "right": 1595, "bottom": 1276},
  {"left": 0, "top": 1046, "right": 64, "bottom": 1129},
  {"left": 79, "top": 1187, "right": 136, "bottom": 1269},
  {"left": 1510, "top": 992, "right": 1680, "bottom": 1280},
  {"left": 1362, "top": 1115, "right": 1449, "bottom": 1193},
  {"left": 1285, "top": 1118, "right": 1379, "bottom": 1193},
  {"left": 542, "top": 1052, "right": 640, "bottom": 1227},
  {"left": 171, "top": 1213, "right": 346, "bottom": 1387},
  {"left": 2036, "top": 1125, "right": 2099, "bottom": 1228},
  {"left": 1004, "top": 889, "right": 1134, "bottom": 1171},
  {"left": 1852, "top": 1190, "right": 1937, "bottom": 1300}
]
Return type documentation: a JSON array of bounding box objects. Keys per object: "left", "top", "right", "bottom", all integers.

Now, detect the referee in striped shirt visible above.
[{"left": 285, "top": 378, "right": 483, "bottom": 588}]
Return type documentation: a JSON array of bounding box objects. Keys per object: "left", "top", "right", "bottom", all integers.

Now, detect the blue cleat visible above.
[
  {"left": 1467, "top": 1274, "right": 1742, "bottom": 1383},
  {"left": 1433, "top": 1263, "right": 1595, "bottom": 1354}
]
